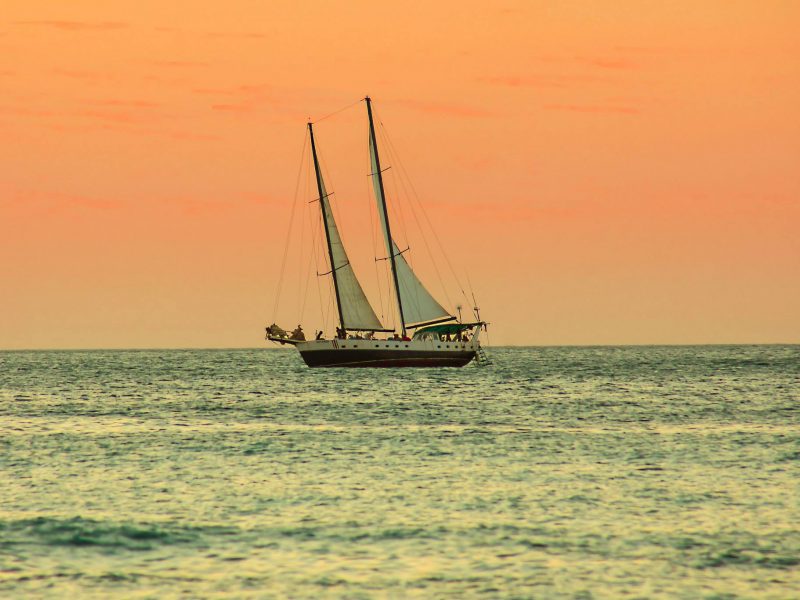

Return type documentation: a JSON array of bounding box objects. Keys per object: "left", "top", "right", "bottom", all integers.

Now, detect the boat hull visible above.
[
  {"left": 297, "top": 340, "right": 476, "bottom": 368},
  {"left": 298, "top": 345, "right": 476, "bottom": 368}
]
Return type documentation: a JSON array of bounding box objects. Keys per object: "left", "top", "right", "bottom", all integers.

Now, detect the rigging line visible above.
[
  {"left": 380, "top": 121, "right": 471, "bottom": 306},
  {"left": 311, "top": 203, "right": 327, "bottom": 331},
  {"left": 466, "top": 273, "right": 480, "bottom": 321},
  {"left": 297, "top": 146, "right": 311, "bottom": 312},
  {"left": 311, "top": 98, "right": 362, "bottom": 124},
  {"left": 299, "top": 199, "right": 318, "bottom": 322},
  {"left": 323, "top": 275, "right": 334, "bottom": 335},
  {"left": 363, "top": 130, "right": 386, "bottom": 322},
  {"left": 375, "top": 118, "right": 429, "bottom": 316},
  {"left": 316, "top": 137, "right": 347, "bottom": 246},
  {"left": 272, "top": 130, "right": 308, "bottom": 324},
  {"left": 384, "top": 161, "right": 426, "bottom": 314},
  {"left": 374, "top": 114, "right": 408, "bottom": 248},
  {"left": 386, "top": 257, "right": 396, "bottom": 331},
  {"left": 379, "top": 119, "right": 454, "bottom": 312}
]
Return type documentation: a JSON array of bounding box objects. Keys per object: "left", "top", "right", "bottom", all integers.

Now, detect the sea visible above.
[{"left": 1, "top": 346, "right": 798, "bottom": 599}]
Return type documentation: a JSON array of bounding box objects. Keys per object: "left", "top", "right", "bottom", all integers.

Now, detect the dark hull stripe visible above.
[{"left": 299, "top": 348, "right": 476, "bottom": 368}]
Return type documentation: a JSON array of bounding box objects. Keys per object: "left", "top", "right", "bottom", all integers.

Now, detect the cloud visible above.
[
  {"left": 148, "top": 60, "right": 208, "bottom": 68},
  {"left": 203, "top": 31, "right": 268, "bottom": 40},
  {"left": 8, "top": 189, "right": 121, "bottom": 212},
  {"left": 192, "top": 83, "right": 275, "bottom": 102},
  {"left": 74, "top": 109, "right": 141, "bottom": 124},
  {"left": 612, "top": 46, "right": 675, "bottom": 55},
  {"left": 193, "top": 83, "right": 273, "bottom": 97},
  {"left": 211, "top": 104, "right": 254, "bottom": 113},
  {"left": 0, "top": 106, "right": 60, "bottom": 118},
  {"left": 163, "top": 130, "right": 221, "bottom": 141},
  {"left": 429, "top": 199, "right": 578, "bottom": 223},
  {"left": 52, "top": 68, "right": 116, "bottom": 82},
  {"left": 576, "top": 57, "right": 638, "bottom": 69},
  {"left": 0, "top": 102, "right": 219, "bottom": 141},
  {"left": 87, "top": 99, "right": 161, "bottom": 108},
  {"left": 543, "top": 104, "right": 639, "bottom": 115},
  {"left": 194, "top": 83, "right": 288, "bottom": 117},
  {"left": 480, "top": 74, "right": 612, "bottom": 89},
  {"left": 481, "top": 51, "right": 643, "bottom": 91},
  {"left": 398, "top": 99, "right": 493, "bottom": 118},
  {"left": 14, "top": 20, "right": 128, "bottom": 32}
]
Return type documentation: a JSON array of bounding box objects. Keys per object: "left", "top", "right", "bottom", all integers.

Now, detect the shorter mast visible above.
[
  {"left": 308, "top": 121, "right": 345, "bottom": 333},
  {"left": 366, "top": 96, "right": 406, "bottom": 337}
]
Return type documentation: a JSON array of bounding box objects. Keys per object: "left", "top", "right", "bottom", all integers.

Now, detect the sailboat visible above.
[{"left": 267, "top": 97, "right": 488, "bottom": 368}]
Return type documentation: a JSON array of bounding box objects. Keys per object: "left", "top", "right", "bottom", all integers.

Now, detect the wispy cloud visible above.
[
  {"left": 193, "top": 83, "right": 273, "bottom": 97},
  {"left": 576, "top": 57, "right": 638, "bottom": 69},
  {"left": 0, "top": 106, "right": 60, "bottom": 118},
  {"left": 193, "top": 83, "right": 292, "bottom": 118},
  {"left": 480, "top": 74, "right": 613, "bottom": 89},
  {"left": 52, "top": 68, "right": 117, "bottom": 82},
  {"left": 167, "top": 197, "right": 233, "bottom": 216},
  {"left": 14, "top": 20, "right": 128, "bottom": 32},
  {"left": 211, "top": 104, "right": 254, "bottom": 113},
  {"left": 203, "top": 31, "right": 268, "bottom": 40},
  {"left": 87, "top": 99, "right": 161, "bottom": 108},
  {"left": 481, "top": 49, "right": 644, "bottom": 91},
  {"left": 148, "top": 60, "right": 208, "bottom": 68},
  {"left": 398, "top": 99, "right": 493, "bottom": 118},
  {"left": 0, "top": 101, "right": 219, "bottom": 141},
  {"left": 543, "top": 104, "right": 639, "bottom": 115},
  {"left": 160, "top": 130, "right": 221, "bottom": 142},
  {"left": 612, "top": 45, "right": 676, "bottom": 55},
  {"left": 8, "top": 189, "right": 121, "bottom": 212},
  {"left": 429, "top": 199, "right": 578, "bottom": 223}
]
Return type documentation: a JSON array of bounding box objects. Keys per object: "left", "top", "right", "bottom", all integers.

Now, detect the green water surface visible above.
[{"left": 1, "top": 346, "right": 798, "bottom": 598}]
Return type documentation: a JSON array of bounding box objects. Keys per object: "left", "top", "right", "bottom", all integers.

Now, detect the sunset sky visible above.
[{"left": 1, "top": 1, "right": 798, "bottom": 348}]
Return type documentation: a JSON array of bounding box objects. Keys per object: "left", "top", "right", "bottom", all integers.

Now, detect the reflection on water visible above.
[{"left": 1, "top": 346, "right": 798, "bottom": 597}]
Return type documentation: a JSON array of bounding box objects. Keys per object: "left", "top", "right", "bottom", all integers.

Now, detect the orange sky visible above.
[{"left": 1, "top": 1, "right": 798, "bottom": 348}]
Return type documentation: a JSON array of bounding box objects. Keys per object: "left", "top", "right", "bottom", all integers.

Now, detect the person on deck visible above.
[{"left": 290, "top": 325, "right": 305, "bottom": 341}]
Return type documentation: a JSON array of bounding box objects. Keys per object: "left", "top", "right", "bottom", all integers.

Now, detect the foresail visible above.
[
  {"left": 319, "top": 176, "right": 385, "bottom": 331},
  {"left": 393, "top": 241, "right": 453, "bottom": 326},
  {"left": 369, "top": 133, "right": 453, "bottom": 327}
]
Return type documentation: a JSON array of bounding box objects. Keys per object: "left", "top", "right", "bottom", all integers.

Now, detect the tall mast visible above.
[
  {"left": 366, "top": 96, "right": 406, "bottom": 337},
  {"left": 308, "top": 121, "right": 345, "bottom": 332}
]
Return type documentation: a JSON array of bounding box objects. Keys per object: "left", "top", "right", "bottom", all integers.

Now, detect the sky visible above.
[{"left": 1, "top": 0, "right": 798, "bottom": 348}]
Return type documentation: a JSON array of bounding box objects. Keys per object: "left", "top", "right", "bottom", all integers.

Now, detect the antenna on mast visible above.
[{"left": 472, "top": 292, "right": 481, "bottom": 322}]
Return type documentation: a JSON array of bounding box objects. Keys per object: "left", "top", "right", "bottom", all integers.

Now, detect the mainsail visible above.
[
  {"left": 367, "top": 108, "right": 453, "bottom": 328},
  {"left": 310, "top": 124, "right": 385, "bottom": 331}
]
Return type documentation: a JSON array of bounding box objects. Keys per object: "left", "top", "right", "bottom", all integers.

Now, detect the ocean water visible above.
[{"left": 0, "top": 346, "right": 798, "bottom": 599}]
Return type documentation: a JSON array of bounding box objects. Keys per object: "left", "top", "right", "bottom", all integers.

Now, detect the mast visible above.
[
  {"left": 366, "top": 96, "right": 406, "bottom": 337},
  {"left": 308, "top": 121, "right": 345, "bottom": 333}
]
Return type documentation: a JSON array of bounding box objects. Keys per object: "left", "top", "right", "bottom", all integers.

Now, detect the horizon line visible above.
[{"left": 1, "top": 342, "right": 798, "bottom": 352}]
